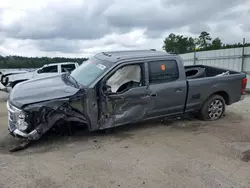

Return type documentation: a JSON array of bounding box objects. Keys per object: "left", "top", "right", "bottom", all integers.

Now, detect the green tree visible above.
[
  {"left": 163, "top": 31, "right": 250, "bottom": 53},
  {"left": 211, "top": 37, "right": 222, "bottom": 50},
  {"left": 162, "top": 33, "right": 196, "bottom": 54},
  {"left": 197, "top": 31, "right": 212, "bottom": 49},
  {"left": 187, "top": 37, "right": 198, "bottom": 52}
]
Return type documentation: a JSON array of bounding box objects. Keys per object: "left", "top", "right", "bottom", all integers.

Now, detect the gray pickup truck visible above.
[{"left": 7, "top": 50, "right": 247, "bottom": 141}]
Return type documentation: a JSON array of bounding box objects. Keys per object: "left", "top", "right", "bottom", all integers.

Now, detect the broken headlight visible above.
[
  {"left": 7, "top": 101, "right": 28, "bottom": 131},
  {"left": 16, "top": 111, "right": 28, "bottom": 131}
]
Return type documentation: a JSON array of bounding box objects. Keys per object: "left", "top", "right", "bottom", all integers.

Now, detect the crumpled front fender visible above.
[{"left": 18, "top": 101, "right": 89, "bottom": 140}]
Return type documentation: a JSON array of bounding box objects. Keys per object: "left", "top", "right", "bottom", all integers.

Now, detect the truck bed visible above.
[
  {"left": 184, "top": 65, "right": 246, "bottom": 114},
  {"left": 184, "top": 65, "right": 241, "bottom": 78}
]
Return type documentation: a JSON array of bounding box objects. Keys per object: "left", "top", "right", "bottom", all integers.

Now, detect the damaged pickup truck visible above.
[{"left": 6, "top": 49, "right": 247, "bottom": 142}]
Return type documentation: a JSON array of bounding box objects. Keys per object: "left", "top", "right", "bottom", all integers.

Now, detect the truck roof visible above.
[
  {"left": 94, "top": 49, "right": 175, "bottom": 63},
  {"left": 43, "top": 62, "right": 78, "bottom": 67}
]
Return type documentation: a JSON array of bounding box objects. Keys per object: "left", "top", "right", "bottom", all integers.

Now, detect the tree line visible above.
[
  {"left": 162, "top": 31, "right": 250, "bottom": 54},
  {"left": 0, "top": 56, "right": 88, "bottom": 68}
]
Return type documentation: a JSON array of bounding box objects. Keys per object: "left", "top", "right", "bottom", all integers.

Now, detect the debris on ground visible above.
[
  {"left": 242, "top": 150, "right": 250, "bottom": 162},
  {"left": 9, "top": 140, "right": 31, "bottom": 152}
]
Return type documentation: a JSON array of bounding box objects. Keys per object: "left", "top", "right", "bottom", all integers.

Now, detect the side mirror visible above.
[
  {"left": 63, "top": 68, "right": 70, "bottom": 73},
  {"left": 103, "top": 84, "right": 112, "bottom": 94},
  {"left": 37, "top": 68, "right": 42, "bottom": 74}
]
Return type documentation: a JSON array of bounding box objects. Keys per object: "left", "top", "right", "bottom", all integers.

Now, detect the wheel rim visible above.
[{"left": 208, "top": 99, "right": 223, "bottom": 120}]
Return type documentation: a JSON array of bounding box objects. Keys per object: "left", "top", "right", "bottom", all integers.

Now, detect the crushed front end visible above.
[
  {"left": 7, "top": 100, "right": 39, "bottom": 140},
  {"left": 7, "top": 98, "right": 89, "bottom": 142}
]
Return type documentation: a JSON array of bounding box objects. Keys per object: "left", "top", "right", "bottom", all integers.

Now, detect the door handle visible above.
[
  {"left": 141, "top": 94, "right": 150, "bottom": 99},
  {"left": 141, "top": 93, "right": 157, "bottom": 99},
  {"left": 150, "top": 93, "right": 157, "bottom": 97},
  {"left": 175, "top": 88, "right": 183, "bottom": 92},
  {"left": 108, "top": 94, "right": 124, "bottom": 100}
]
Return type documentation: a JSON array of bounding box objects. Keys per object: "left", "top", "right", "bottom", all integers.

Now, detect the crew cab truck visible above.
[
  {"left": 7, "top": 50, "right": 247, "bottom": 141},
  {"left": 1, "top": 62, "right": 79, "bottom": 91}
]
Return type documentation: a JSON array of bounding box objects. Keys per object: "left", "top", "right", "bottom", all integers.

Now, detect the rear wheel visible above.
[{"left": 199, "top": 94, "right": 225, "bottom": 121}]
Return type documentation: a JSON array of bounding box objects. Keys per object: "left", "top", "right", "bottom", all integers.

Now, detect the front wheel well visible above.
[
  {"left": 53, "top": 120, "right": 90, "bottom": 133},
  {"left": 211, "top": 91, "right": 230, "bottom": 105},
  {"left": 11, "top": 79, "right": 28, "bottom": 88}
]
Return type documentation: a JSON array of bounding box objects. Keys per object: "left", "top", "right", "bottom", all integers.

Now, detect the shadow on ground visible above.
[
  {"left": 242, "top": 150, "right": 250, "bottom": 162},
  {"left": 0, "top": 117, "right": 207, "bottom": 155}
]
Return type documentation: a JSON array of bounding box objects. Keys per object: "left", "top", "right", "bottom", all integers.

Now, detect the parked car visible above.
[
  {"left": 6, "top": 50, "right": 247, "bottom": 141},
  {"left": 1, "top": 62, "right": 79, "bottom": 91},
  {"left": 0, "top": 70, "right": 30, "bottom": 90}
]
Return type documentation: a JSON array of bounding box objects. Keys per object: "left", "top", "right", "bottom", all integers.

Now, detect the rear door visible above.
[{"left": 146, "top": 59, "right": 187, "bottom": 118}]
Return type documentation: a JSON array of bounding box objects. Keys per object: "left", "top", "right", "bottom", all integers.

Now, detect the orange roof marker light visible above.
[{"left": 161, "top": 64, "right": 166, "bottom": 71}]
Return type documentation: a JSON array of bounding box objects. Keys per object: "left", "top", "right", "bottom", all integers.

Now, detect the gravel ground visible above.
[{"left": 0, "top": 92, "right": 249, "bottom": 188}]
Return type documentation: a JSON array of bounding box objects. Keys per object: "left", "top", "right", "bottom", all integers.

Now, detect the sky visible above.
[{"left": 0, "top": 0, "right": 249, "bottom": 58}]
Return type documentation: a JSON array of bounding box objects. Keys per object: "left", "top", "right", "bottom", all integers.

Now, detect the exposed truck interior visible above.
[
  {"left": 106, "top": 64, "right": 142, "bottom": 93},
  {"left": 185, "top": 65, "right": 239, "bottom": 79}
]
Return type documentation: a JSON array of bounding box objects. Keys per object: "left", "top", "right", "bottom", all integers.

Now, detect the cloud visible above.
[
  {"left": 241, "top": 24, "right": 250, "bottom": 32},
  {"left": 104, "top": 0, "right": 245, "bottom": 37},
  {"left": 0, "top": 0, "right": 249, "bottom": 57},
  {"left": 188, "top": 23, "right": 211, "bottom": 35},
  {"left": 0, "top": 29, "right": 156, "bottom": 57},
  {"left": 33, "top": 30, "right": 148, "bottom": 54}
]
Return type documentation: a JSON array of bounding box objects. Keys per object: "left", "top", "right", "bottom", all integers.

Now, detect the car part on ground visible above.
[{"left": 9, "top": 140, "right": 31, "bottom": 152}]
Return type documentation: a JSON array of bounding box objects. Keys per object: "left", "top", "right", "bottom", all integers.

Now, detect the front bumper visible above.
[
  {"left": 7, "top": 101, "right": 38, "bottom": 140},
  {"left": 11, "top": 129, "right": 38, "bottom": 140}
]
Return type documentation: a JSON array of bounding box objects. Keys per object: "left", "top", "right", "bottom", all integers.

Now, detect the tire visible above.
[
  {"left": 199, "top": 94, "right": 226, "bottom": 121},
  {"left": 185, "top": 67, "right": 206, "bottom": 79}
]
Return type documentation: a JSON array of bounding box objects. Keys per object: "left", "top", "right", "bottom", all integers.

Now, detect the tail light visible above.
[{"left": 241, "top": 77, "right": 247, "bottom": 94}]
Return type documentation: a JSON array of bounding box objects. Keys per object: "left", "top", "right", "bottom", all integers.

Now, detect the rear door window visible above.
[
  {"left": 148, "top": 60, "right": 179, "bottom": 84},
  {"left": 38, "top": 65, "right": 58, "bottom": 73}
]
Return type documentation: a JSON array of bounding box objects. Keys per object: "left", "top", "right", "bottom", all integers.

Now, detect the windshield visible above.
[{"left": 70, "top": 57, "right": 113, "bottom": 86}]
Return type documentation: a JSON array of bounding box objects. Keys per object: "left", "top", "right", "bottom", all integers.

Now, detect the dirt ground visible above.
[{"left": 0, "top": 92, "right": 249, "bottom": 188}]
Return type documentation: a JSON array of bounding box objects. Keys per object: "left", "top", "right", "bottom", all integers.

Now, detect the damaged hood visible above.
[{"left": 9, "top": 74, "right": 80, "bottom": 108}]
